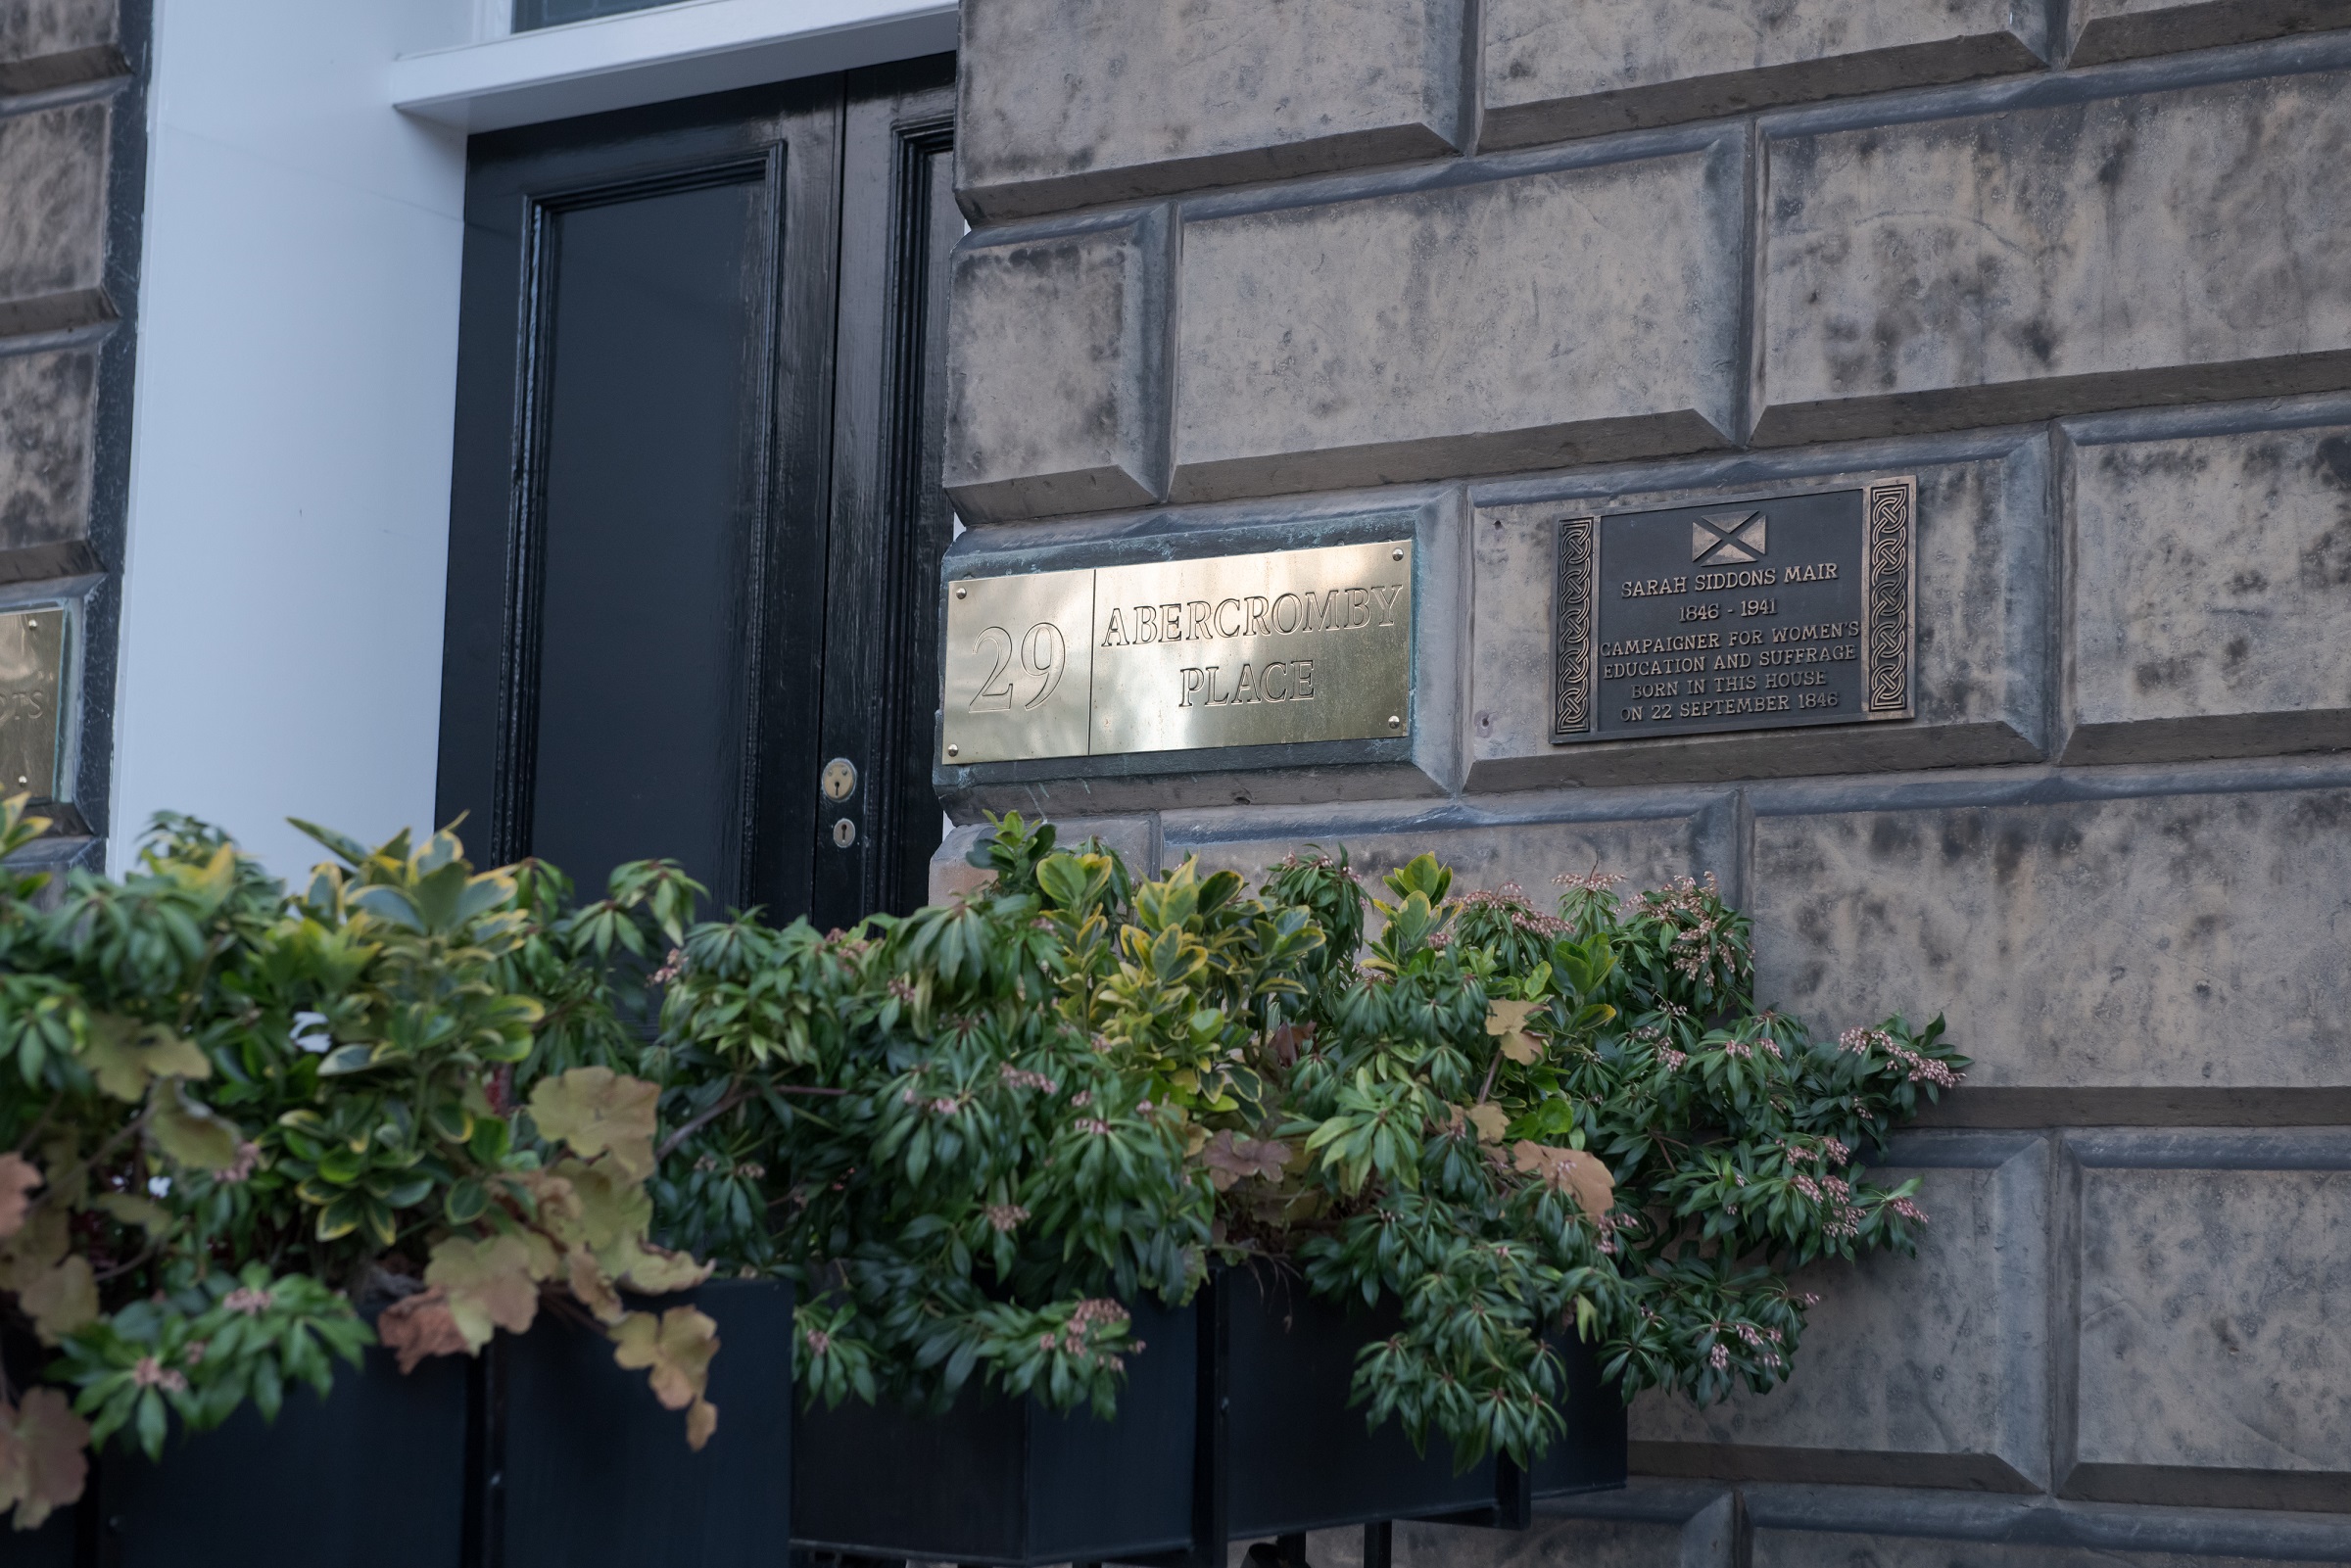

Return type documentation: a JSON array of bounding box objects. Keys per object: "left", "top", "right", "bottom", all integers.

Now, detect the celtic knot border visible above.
[
  {"left": 1552, "top": 514, "right": 1598, "bottom": 742},
  {"left": 1861, "top": 477, "right": 1915, "bottom": 719}
]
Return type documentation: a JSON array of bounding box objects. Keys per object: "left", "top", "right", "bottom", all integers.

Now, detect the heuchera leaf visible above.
[
  {"left": 424, "top": 1234, "right": 541, "bottom": 1352},
  {"left": 0, "top": 1388, "right": 91, "bottom": 1530},
  {"left": 148, "top": 1088, "right": 243, "bottom": 1172},
  {"left": 1465, "top": 1103, "right": 1510, "bottom": 1144},
  {"left": 78, "top": 1016, "right": 211, "bottom": 1102},
  {"left": 0, "top": 1155, "right": 40, "bottom": 1240},
  {"left": 1198, "top": 1130, "right": 1289, "bottom": 1192},
  {"left": 609, "top": 1307, "right": 720, "bottom": 1450},
  {"left": 17, "top": 1256, "right": 97, "bottom": 1346},
  {"left": 529, "top": 1068, "right": 660, "bottom": 1179},
  {"left": 376, "top": 1287, "right": 472, "bottom": 1373},
  {"left": 1485, "top": 999, "right": 1544, "bottom": 1066},
  {"left": 1511, "top": 1140, "right": 1615, "bottom": 1220}
]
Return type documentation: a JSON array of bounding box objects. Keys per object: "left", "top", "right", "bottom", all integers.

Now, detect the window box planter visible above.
[
  {"left": 68, "top": 1316, "right": 470, "bottom": 1568},
  {"left": 493, "top": 1278, "right": 794, "bottom": 1568},
  {"left": 791, "top": 1269, "right": 1626, "bottom": 1568}
]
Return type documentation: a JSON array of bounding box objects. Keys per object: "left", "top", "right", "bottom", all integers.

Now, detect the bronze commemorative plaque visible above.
[
  {"left": 0, "top": 605, "right": 65, "bottom": 798},
  {"left": 1552, "top": 479, "right": 1914, "bottom": 744}
]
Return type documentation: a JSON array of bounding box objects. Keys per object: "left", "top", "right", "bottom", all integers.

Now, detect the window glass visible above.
[{"left": 513, "top": 0, "right": 678, "bottom": 32}]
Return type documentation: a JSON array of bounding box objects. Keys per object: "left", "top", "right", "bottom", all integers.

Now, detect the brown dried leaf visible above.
[
  {"left": 425, "top": 1234, "right": 541, "bottom": 1352},
  {"left": 0, "top": 1156, "right": 40, "bottom": 1241},
  {"left": 566, "top": 1251, "right": 625, "bottom": 1325},
  {"left": 0, "top": 1388, "right": 90, "bottom": 1529},
  {"left": 612, "top": 1239, "right": 713, "bottom": 1297},
  {"left": 610, "top": 1307, "right": 722, "bottom": 1449},
  {"left": 377, "top": 1287, "right": 471, "bottom": 1373},
  {"left": 1485, "top": 999, "right": 1543, "bottom": 1066},
  {"left": 1465, "top": 1103, "right": 1510, "bottom": 1144},
  {"left": 18, "top": 1257, "right": 97, "bottom": 1346},
  {"left": 528, "top": 1068, "right": 659, "bottom": 1180},
  {"left": 1199, "top": 1130, "right": 1290, "bottom": 1192},
  {"left": 1266, "top": 1022, "right": 1316, "bottom": 1068},
  {"left": 1510, "top": 1140, "right": 1616, "bottom": 1221}
]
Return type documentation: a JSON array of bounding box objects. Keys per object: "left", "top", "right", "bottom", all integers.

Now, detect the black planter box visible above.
[
  {"left": 495, "top": 1278, "right": 793, "bottom": 1568},
  {"left": 81, "top": 1328, "right": 470, "bottom": 1568},
  {"left": 792, "top": 1292, "right": 1197, "bottom": 1566},
  {"left": 791, "top": 1269, "right": 1626, "bottom": 1568},
  {"left": 1222, "top": 1270, "right": 1494, "bottom": 1539},
  {"left": 1522, "top": 1330, "right": 1628, "bottom": 1501}
]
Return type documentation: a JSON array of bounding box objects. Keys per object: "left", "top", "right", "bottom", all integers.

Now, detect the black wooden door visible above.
[{"left": 437, "top": 59, "right": 956, "bottom": 927}]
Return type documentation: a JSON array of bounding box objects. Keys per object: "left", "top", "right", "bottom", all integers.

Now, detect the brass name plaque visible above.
[
  {"left": 0, "top": 606, "right": 65, "bottom": 798},
  {"left": 942, "top": 540, "right": 1414, "bottom": 766},
  {"left": 1553, "top": 480, "right": 1914, "bottom": 743}
]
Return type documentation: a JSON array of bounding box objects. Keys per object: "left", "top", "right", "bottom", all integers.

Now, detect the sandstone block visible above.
[
  {"left": 0, "top": 350, "right": 96, "bottom": 550},
  {"left": 956, "top": 0, "right": 1468, "bottom": 221},
  {"left": 2064, "top": 417, "right": 2351, "bottom": 764},
  {"left": 1754, "top": 1525, "right": 2334, "bottom": 1568},
  {"left": 1299, "top": 1491, "right": 1737, "bottom": 1568},
  {"left": 1467, "top": 442, "right": 2049, "bottom": 791},
  {"left": 2069, "top": 0, "right": 2351, "bottom": 66},
  {"left": 1751, "top": 788, "right": 2351, "bottom": 1104},
  {"left": 0, "top": 0, "right": 120, "bottom": 93},
  {"left": 944, "top": 211, "right": 1170, "bottom": 523},
  {"left": 1758, "top": 71, "right": 2351, "bottom": 446},
  {"left": 0, "top": 101, "right": 111, "bottom": 337},
  {"left": 1171, "top": 142, "right": 1744, "bottom": 503},
  {"left": 1162, "top": 799, "right": 1731, "bottom": 906},
  {"left": 1480, "top": 0, "right": 2044, "bottom": 150},
  {"left": 930, "top": 813, "right": 1160, "bottom": 900},
  {"left": 2066, "top": 1144, "right": 2351, "bottom": 1512},
  {"left": 1632, "top": 1134, "right": 2049, "bottom": 1492}
]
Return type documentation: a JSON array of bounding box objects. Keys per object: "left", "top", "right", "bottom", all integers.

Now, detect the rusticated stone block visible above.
[
  {"left": 1467, "top": 442, "right": 2049, "bottom": 791},
  {"left": 944, "top": 211, "right": 1170, "bottom": 523},
  {"left": 2064, "top": 418, "right": 2351, "bottom": 764},
  {"left": 1163, "top": 800, "right": 1731, "bottom": 906},
  {"left": 1754, "top": 1526, "right": 2334, "bottom": 1567},
  {"left": 2069, "top": 0, "right": 2351, "bottom": 67},
  {"left": 1480, "top": 0, "right": 2044, "bottom": 150},
  {"left": 1751, "top": 788, "right": 2351, "bottom": 1102},
  {"left": 0, "top": 0, "right": 120, "bottom": 93},
  {"left": 1172, "top": 143, "right": 1744, "bottom": 503},
  {"left": 1633, "top": 1135, "right": 2049, "bottom": 1493},
  {"left": 1301, "top": 1490, "right": 1738, "bottom": 1568},
  {"left": 2066, "top": 1145, "right": 2351, "bottom": 1512},
  {"left": 0, "top": 350, "right": 96, "bottom": 550},
  {"left": 0, "top": 101, "right": 112, "bottom": 337},
  {"left": 956, "top": 0, "right": 1467, "bottom": 221},
  {"left": 1757, "top": 71, "right": 2351, "bottom": 447},
  {"left": 929, "top": 813, "right": 1159, "bottom": 900}
]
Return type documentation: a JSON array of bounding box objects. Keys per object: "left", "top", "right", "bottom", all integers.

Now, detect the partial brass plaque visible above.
[
  {"left": 940, "top": 541, "right": 1414, "bottom": 766},
  {"left": 941, "top": 568, "right": 1095, "bottom": 766},
  {"left": 0, "top": 607, "right": 64, "bottom": 798}
]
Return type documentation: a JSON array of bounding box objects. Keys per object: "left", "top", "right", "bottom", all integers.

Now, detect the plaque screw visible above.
[
  {"left": 954, "top": 585, "right": 968, "bottom": 598},
  {"left": 24, "top": 619, "right": 35, "bottom": 629},
  {"left": 1386, "top": 715, "right": 1402, "bottom": 729},
  {"left": 946, "top": 744, "right": 960, "bottom": 758},
  {"left": 1390, "top": 547, "right": 1404, "bottom": 561}
]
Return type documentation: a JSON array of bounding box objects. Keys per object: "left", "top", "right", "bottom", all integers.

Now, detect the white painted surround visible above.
[{"left": 112, "top": 0, "right": 953, "bottom": 878}]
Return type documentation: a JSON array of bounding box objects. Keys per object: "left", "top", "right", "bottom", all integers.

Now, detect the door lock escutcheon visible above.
[{"left": 821, "top": 757, "right": 858, "bottom": 801}]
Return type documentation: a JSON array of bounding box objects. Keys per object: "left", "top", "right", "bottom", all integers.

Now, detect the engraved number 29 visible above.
[{"left": 970, "top": 622, "right": 1068, "bottom": 713}]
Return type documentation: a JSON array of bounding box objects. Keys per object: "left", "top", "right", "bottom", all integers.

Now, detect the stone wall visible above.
[
  {"left": 0, "top": 0, "right": 144, "bottom": 872},
  {"left": 939, "top": 2, "right": 2351, "bottom": 1561}
]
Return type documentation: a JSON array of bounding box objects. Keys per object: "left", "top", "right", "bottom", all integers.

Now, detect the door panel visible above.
[
  {"left": 527, "top": 176, "right": 766, "bottom": 897},
  {"left": 437, "top": 65, "right": 955, "bottom": 927},
  {"left": 813, "top": 59, "right": 959, "bottom": 927}
]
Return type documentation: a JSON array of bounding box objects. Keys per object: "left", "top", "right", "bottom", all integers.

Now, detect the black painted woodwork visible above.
[{"left": 438, "top": 59, "right": 957, "bottom": 928}]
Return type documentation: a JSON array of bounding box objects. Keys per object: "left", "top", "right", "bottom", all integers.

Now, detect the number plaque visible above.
[
  {"left": 0, "top": 606, "right": 64, "bottom": 799},
  {"left": 941, "top": 540, "right": 1414, "bottom": 767},
  {"left": 1552, "top": 480, "right": 1913, "bottom": 744}
]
